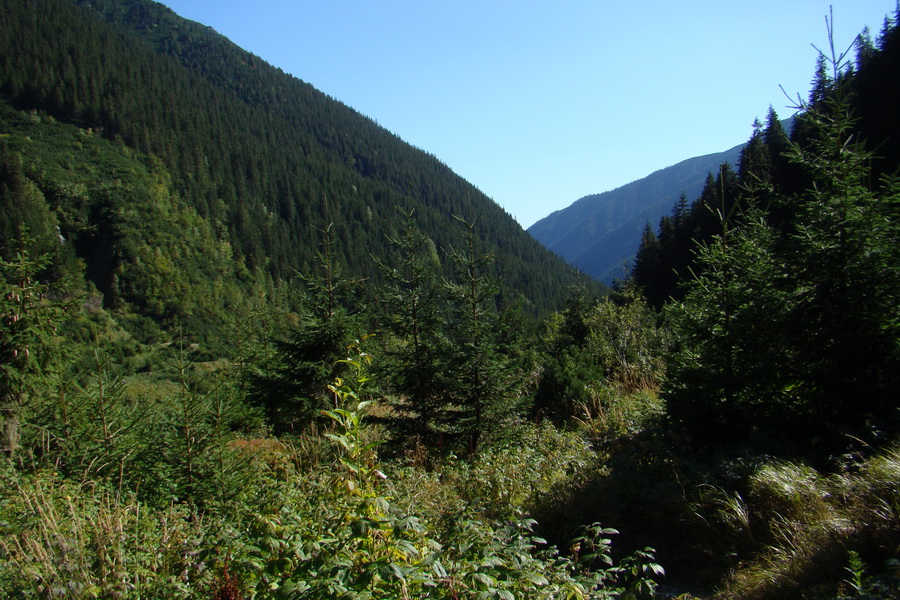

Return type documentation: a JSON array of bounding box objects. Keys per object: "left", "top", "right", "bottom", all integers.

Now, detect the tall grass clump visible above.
[
  {"left": 575, "top": 382, "right": 664, "bottom": 442},
  {"left": 0, "top": 467, "right": 220, "bottom": 598},
  {"left": 709, "top": 448, "right": 900, "bottom": 600}
]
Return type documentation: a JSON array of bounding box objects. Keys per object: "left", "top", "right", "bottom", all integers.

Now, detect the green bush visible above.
[
  {"left": 233, "top": 342, "right": 663, "bottom": 599},
  {"left": 447, "top": 420, "right": 597, "bottom": 520}
]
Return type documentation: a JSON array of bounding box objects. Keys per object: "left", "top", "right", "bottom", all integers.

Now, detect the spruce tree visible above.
[
  {"left": 663, "top": 211, "right": 794, "bottom": 443},
  {"left": 665, "top": 83, "right": 900, "bottom": 449},
  {"left": 762, "top": 106, "right": 795, "bottom": 200},
  {"left": 737, "top": 118, "right": 772, "bottom": 190},
  {"left": 672, "top": 193, "right": 690, "bottom": 228},
  {"left": 442, "top": 213, "right": 520, "bottom": 455},
  {"left": 0, "top": 231, "right": 68, "bottom": 458},
  {"left": 376, "top": 208, "right": 447, "bottom": 450},
  {"left": 245, "top": 222, "right": 359, "bottom": 434},
  {"left": 533, "top": 285, "right": 603, "bottom": 422},
  {"left": 778, "top": 93, "right": 900, "bottom": 431},
  {"left": 0, "top": 146, "right": 60, "bottom": 259},
  {"left": 630, "top": 223, "right": 659, "bottom": 297}
]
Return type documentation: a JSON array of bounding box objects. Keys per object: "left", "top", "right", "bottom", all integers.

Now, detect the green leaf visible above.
[
  {"left": 432, "top": 560, "right": 448, "bottom": 578},
  {"left": 389, "top": 562, "right": 406, "bottom": 581},
  {"left": 472, "top": 572, "right": 498, "bottom": 588},
  {"left": 325, "top": 433, "right": 352, "bottom": 452}
]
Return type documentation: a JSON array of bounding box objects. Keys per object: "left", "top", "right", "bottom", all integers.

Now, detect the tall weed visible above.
[{"left": 0, "top": 469, "right": 217, "bottom": 598}]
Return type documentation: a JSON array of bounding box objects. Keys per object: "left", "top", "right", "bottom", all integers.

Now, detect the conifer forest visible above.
[{"left": 1, "top": 0, "right": 899, "bottom": 597}]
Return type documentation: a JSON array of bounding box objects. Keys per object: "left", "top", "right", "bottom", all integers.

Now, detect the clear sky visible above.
[{"left": 159, "top": 0, "right": 895, "bottom": 228}]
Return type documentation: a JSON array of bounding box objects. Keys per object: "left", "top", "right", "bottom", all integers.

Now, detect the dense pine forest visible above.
[
  {"left": 1, "top": 0, "right": 900, "bottom": 598},
  {"left": 0, "top": 0, "right": 592, "bottom": 350}
]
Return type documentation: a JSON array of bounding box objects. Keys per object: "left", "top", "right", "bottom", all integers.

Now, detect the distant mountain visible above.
[{"left": 528, "top": 131, "right": 787, "bottom": 283}]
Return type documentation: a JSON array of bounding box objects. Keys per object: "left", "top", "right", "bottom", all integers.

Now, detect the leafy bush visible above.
[{"left": 233, "top": 342, "right": 664, "bottom": 599}]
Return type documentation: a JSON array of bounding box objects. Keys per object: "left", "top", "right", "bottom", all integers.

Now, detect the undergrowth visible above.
[
  {"left": 696, "top": 449, "right": 900, "bottom": 600},
  {"left": 0, "top": 341, "right": 665, "bottom": 599}
]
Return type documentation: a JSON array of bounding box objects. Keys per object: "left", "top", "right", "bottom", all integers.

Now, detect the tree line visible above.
[{"left": 631, "top": 10, "right": 900, "bottom": 455}]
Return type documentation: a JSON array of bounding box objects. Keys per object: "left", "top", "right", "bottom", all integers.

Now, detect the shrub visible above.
[
  {"left": 237, "top": 341, "right": 664, "bottom": 599},
  {"left": 447, "top": 420, "right": 597, "bottom": 520}
]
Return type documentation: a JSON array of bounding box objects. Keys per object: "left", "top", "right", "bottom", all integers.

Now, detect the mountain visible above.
[
  {"left": 529, "top": 144, "right": 745, "bottom": 283},
  {"left": 0, "top": 0, "right": 595, "bottom": 347},
  {"left": 527, "top": 130, "right": 787, "bottom": 283}
]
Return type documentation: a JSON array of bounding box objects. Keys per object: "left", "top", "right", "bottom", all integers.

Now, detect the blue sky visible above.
[{"left": 160, "top": 0, "right": 895, "bottom": 228}]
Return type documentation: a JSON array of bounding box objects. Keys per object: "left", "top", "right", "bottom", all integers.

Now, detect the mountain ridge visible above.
[
  {"left": 528, "top": 142, "right": 745, "bottom": 283},
  {"left": 527, "top": 116, "right": 792, "bottom": 284}
]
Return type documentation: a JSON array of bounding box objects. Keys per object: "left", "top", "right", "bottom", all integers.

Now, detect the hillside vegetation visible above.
[{"left": 1, "top": 1, "right": 899, "bottom": 598}]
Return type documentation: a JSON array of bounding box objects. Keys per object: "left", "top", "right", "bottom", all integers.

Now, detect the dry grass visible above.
[
  {"left": 0, "top": 473, "right": 212, "bottom": 596},
  {"left": 710, "top": 449, "right": 900, "bottom": 600}
]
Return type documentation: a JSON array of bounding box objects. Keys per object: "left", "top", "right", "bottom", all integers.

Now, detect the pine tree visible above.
[
  {"left": 245, "top": 222, "right": 359, "bottom": 434},
  {"left": 376, "top": 208, "right": 447, "bottom": 450},
  {"left": 442, "top": 212, "right": 520, "bottom": 455}
]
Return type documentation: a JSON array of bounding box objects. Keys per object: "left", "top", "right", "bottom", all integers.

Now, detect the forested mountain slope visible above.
[
  {"left": 1, "top": 4, "right": 899, "bottom": 598},
  {"left": 0, "top": 0, "right": 592, "bottom": 344}
]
